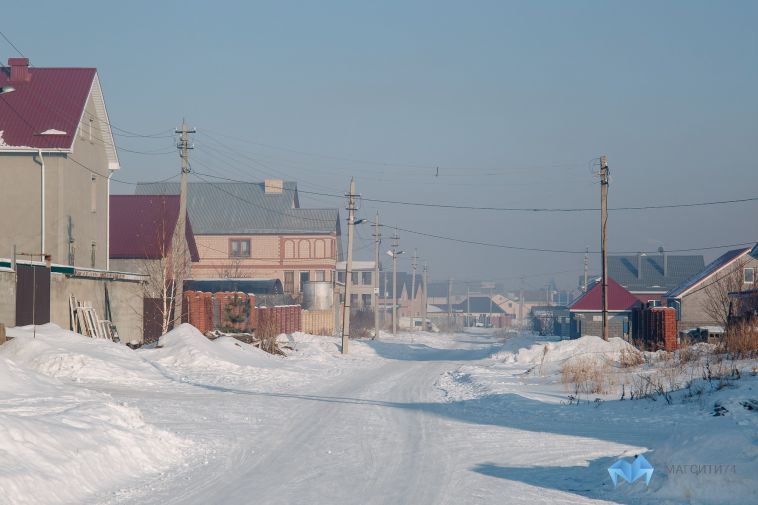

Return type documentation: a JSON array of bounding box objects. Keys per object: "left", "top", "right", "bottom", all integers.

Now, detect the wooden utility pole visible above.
[
  {"left": 600, "top": 155, "right": 609, "bottom": 341},
  {"left": 422, "top": 262, "right": 428, "bottom": 330},
  {"left": 447, "top": 278, "right": 453, "bottom": 327},
  {"left": 466, "top": 285, "right": 471, "bottom": 328},
  {"left": 410, "top": 249, "right": 417, "bottom": 330},
  {"left": 391, "top": 229, "right": 401, "bottom": 334},
  {"left": 174, "top": 120, "right": 195, "bottom": 325},
  {"left": 373, "top": 212, "right": 381, "bottom": 339},
  {"left": 519, "top": 276, "right": 524, "bottom": 328},
  {"left": 341, "top": 178, "right": 357, "bottom": 354}
]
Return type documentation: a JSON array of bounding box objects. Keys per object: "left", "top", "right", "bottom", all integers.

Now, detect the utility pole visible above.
[
  {"left": 410, "top": 249, "right": 417, "bottom": 330},
  {"left": 447, "top": 278, "right": 453, "bottom": 327},
  {"left": 174, "top": 120, "right": 195, "bottom": 325},
  {"left": 341, "top": 178, "right": 357, "bottom": 354},
  {"left": 519, "top": 276, "right": 524, "bottom": 329},
  {"left": 600, "top": 155, "right": 609, "bottom": 341},
  {"left": 391, "top": 228, "right": 400, "bottom": 334},
  {"left": 583, "top": 247, "right": 589, "bottom": 293},
  {"left": 422, "top": 262, "right": 428, "bottom": 331},
  {"left": 373, "top": 212, "right": 381, "bottom": 339},
  {"left": 466, "top": 285, "right": 470, "bottom": 328}
]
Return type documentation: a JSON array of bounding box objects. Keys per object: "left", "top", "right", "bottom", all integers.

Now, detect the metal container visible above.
[{"left": 302, "top": 281, "right": 334, "bottom": 310}]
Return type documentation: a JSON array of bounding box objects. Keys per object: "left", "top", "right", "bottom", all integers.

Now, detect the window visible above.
[
  {"left": 351, "top": 294, "right": 358, "bottom": 305},
  {"left": 362, "top": 271, "right": 372, "bottom": 285},
  {"left": 314, "top": 270, "right": 325, "bottom": 282},
  {"left": 300, "top": 271, "right": 309, "bottom": 291},
  {"left": 284, "top": 271, "right": 294, "bottom": 294},
  {"left": 745, "top": 267, "right": 755, "bottom": 284},
  {"left": 337, "top": 271, "right": 345, "bottom": 283},
  {"left": 230, "top": 239, "right": 251, "bottom": 258},
  {"left": 351, "top": 272, "right": 359, "bottom": 285},
  {"left": 90, "top": 176, "right": 97, "bottom": 212},
  {"left": 362, "top": 294, "right": 372, "bottom": 307}
]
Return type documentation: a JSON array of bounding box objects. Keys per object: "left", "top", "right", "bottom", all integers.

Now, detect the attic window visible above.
[{"left": 38, "top": 129, "right": 67, "bottom": 135}]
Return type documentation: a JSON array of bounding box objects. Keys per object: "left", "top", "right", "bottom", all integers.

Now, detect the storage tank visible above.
[{"left": 302, "top": 281, "right": 334, "bottom": 310}]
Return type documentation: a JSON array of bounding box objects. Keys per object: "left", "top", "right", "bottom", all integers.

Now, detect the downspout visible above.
[
  {"left": 106, "top": 172, "right": 111, "bottom": 271},
  {"left": 38, "top": 149, "right": 45, "bottom": 258}
]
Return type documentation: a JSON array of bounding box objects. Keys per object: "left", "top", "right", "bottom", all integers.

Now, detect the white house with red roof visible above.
[
  {"left": 0, "top": 57, "right": 119, "bottom": 270},
  {"left": 569, "top": 277, "right": 643, "bottom": 340}
]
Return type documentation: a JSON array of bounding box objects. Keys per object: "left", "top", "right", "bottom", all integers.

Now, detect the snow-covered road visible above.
[
  {"left": 3, "top": 325, "right": 755, "bottom": 504},
  {"left": 87, "top": 332, "right": 644, "bottom": 505}
]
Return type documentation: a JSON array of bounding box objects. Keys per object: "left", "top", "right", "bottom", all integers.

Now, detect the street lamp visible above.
[{"left": 0, "top": 85, "right": 16, "bottom": 95}]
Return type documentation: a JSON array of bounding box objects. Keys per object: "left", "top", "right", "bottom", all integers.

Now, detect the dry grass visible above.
[
  {"left": 619, "top": 346, "right": 644, "bottom": 368},
  {"left": 560, "top": 357, "right": 614, "bottom": 395},
  {"left": 722, "top": 321, "right": 758, "bottom": 357},
  {"left": 255, "top": 317, "right": 284, "bottom": 356}
]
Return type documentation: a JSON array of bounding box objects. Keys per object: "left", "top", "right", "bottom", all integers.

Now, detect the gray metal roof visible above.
[
  {"left": 607, "top": 254, "right": 705, "bottom": 293},
  {"left": 135, "top": 182, "right": 340, "bottom": 235}
]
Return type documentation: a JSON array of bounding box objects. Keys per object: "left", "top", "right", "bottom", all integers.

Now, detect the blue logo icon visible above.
[{"left": 608, "top": 454, "right": 654, "bottom": 487}]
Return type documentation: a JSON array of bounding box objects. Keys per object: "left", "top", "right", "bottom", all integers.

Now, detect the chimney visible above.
[
  {"left": 8, "top": 58, "right": 31, "bottom": 82},
  {"left": 637, "top": 252, "right": 644, "bottom": 280},
  {"left": 659, "top": 246, "right": 668, "bottom": 277},
  {"left": 264, "top": 179, "right": 283, "bottom": 194}
]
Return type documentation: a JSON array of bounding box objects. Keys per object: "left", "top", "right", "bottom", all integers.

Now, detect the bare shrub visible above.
[
  {"left": 561, "top": 357, "right": 613, "bottom": 396},
  {"left": 620, "top": 346, "right": 644, "bottom": 368},
  {"left": 255, "top": 317, "right": 284, "bottom": 356},
  {"left": 677, "top": 337, "right": 699, "bottom": 364},
  {"left": 348, "top": 309, "right": 374, "bottom": 339}
]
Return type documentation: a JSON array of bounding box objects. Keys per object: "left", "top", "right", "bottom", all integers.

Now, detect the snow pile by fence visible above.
[
  {"left": 0, "top": 357, "right": 190, "bottom": 505},
  {"left": 502, "top": 335, "right": 639, "bottom": 368},
  {"left": 3, "top": 324, "right": 164, "bottom": 385}
]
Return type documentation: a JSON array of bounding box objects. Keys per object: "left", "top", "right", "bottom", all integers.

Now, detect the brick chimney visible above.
[
  {"left": 264, "top": 179, "right": 283, "bottom": 194},
  {"left": 8, "top": 58, "right": 31, "bottom": 82}
]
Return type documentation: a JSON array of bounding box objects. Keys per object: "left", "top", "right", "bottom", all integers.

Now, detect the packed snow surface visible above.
[{"left": 1, "top": 326, "right": 756, "bottom": 504}]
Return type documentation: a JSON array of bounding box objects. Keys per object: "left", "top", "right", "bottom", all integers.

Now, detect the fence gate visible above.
[{"left": 15, "top": 263, "right": 51, "bottom": 326}]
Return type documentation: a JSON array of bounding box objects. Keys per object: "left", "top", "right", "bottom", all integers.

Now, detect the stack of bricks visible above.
[
  {"left": 183, "top": 291, "right": 214, "bottom": 334},
  {"left": 643, "top": 306, "right": 678, "bottom": 351}
]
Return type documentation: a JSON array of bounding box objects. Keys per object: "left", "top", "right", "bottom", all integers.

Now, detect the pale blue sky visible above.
[{"left": 3, "top": 1, "right": 757, "bottom": 290}]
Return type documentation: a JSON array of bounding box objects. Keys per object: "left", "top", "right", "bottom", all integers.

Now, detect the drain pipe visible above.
[{"left": 38, "top": 149, "right": 45, "bottom": 258}]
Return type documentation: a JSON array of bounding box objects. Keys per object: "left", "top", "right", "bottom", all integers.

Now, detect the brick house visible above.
[
  {"left": 569, "top": 277, "right": 642, "bottom": 340},
  {"left": 135, "top": 180, "right": 341, "bottom": 296}
]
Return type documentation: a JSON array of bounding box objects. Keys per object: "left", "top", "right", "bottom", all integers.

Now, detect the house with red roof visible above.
[
  {"left": 0, "top": 57, "right": 119, "bottom": 269},
  {"left": 568, "top": 277, "right": 642, "bottom": 340}
]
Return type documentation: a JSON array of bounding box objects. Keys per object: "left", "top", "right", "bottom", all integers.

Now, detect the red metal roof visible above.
[
  {"left": 569, "top": 277, "right": 642, "bottom": 312},
  {"left": 110, "top": 195, "right": 200, "bottom": 262},
  {"left": 0, "top": 60, "right": 95, "bottom": 150}
]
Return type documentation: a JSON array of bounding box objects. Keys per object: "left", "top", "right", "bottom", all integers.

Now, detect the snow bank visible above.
[
  {"left": 0, "top": 357, "right": 190, "bottom": 505},
  {"left": 148, "top": 323, "right": 284, "bottom": 370},
  {"left": 651, "top": 428, "right": 758, "bottom": 505},
  {"left": 2, "top": 324, "right": 164, "bottom": 385},
  {"left": 502, "top": 335, "right": 638, "bottom": 367}
]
